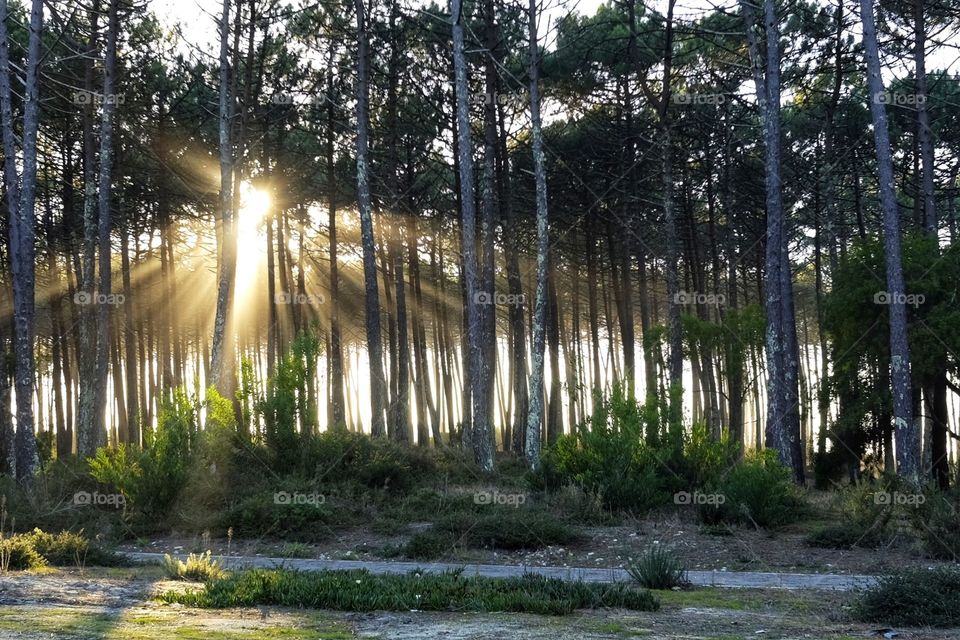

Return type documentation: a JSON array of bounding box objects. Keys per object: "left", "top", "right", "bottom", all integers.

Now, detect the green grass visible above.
[
  {"left": 159, "top": 568, "right": 660, "bottom": 616},
  {"left": 0, "top": 606, "right": 354, "bottom": 639}
]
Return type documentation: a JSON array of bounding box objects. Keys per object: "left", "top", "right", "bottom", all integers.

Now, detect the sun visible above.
[{"left": 234, "top": 182, "right": 270, "bottom": 303}]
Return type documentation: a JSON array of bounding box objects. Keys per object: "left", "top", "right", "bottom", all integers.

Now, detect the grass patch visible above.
[
  {"left": 160, "top": 568, "right": 660, "bottom": 615},
  {"left": 626, "top": 546, "right": 688, "bottom": 590},
  {"left": 854, "top": 567, "right": 960, "bottom": 627},
  {"left": 162, "top": 551, "right": 226, "bottom": 581}
]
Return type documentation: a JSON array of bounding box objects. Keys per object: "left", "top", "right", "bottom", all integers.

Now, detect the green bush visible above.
[
  {"left": 404, "top": 508, "right": 581, "bottom": 559},
  {"left": 904, "top": 487, "right": 960, "bottom": 559},
  {"left": 25, "top": 528, "right": 123, "bottom": 566},
  {"left": 854, "top": 567, "right": 960, "bottom": 627},
  {"left": 0, "top": 534, "right": 46, "bottom": 571},
  {"left": 626, "top": 545, "right": 689, "bottom": 590},
  {"left": 220, "top": 491, "right": 341, "bottom": 541},
  {"left": 533, "top": 387, "right": 735, "bottom": 513},
  {"left": 302, "top": 431, "right": 432, "bottom": 493},
  {"left": 697, "top": 450, "right": 804, "bottom": 528},
  {"left": 806, "top": 479, "right": 896, "bottom": 549},
  {"left": 160, "top": 568, "right": 660, "bottom": 616},
  {"left": 535, "top": 387, "right": 670, "bottom": 512},
  {"left": 88, "top": 388, "right": 197, "bottom": 521},
  {"left": 403, "top": 529, "right": 460, "bottom": 560},
  {"left": 805, "top": 524, "right": 883, "bottom": 549}
]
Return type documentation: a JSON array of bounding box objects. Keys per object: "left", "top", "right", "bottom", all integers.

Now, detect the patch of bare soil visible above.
[
  {"left": 0, "top": 570, "right": 957, "bottom": 639},
  {"left": 123, "top": 508, "right": 952, "bottom": 576}
]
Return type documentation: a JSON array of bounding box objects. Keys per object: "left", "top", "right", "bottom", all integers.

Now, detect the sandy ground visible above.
[{"left": 0, "top": 567, "right": 955, "bottom": 639}]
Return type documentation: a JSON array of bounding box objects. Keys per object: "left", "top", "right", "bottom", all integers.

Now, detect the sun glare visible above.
[{"left": 234, "top": 182, "right": 270, "bottom": 304}]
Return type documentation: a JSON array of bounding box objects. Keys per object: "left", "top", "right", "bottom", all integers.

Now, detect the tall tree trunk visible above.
[
  {"left": 0, "top": 0, "right": 43, "bottom": 479},
  {"left": 524, "top": 0, "right": 550, "bottom": 468},
  {"left": 326, "top": 52, "right": 346, "bottom": 429},
  {"left": 914, "top": 0, "right": 936, "bottom": 233},
  {"left": 860, "top": 0, "right": 919, "bottom": 482},
  {"left": 92, "top": 0, "right": 120, "bottom": 453},
  {"left": 74, "top": 0, "right": 100, "bottom": 457},
  {"left": 354, "top": 0, "right": 387, "bottom": 437},
  {"left": 452, "top": 0, "right": 493, "bottom": 470},
  {"left": 209, "top": 0, "right": 236, "bottom": 392}
]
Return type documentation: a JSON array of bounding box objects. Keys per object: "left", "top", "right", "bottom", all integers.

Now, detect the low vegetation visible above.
[
  {"left": 162, "top": 550, "right": 226, "bottom": 581},
  {"left": 626, "top": 545, "right": 689, "bottom": 590},
  {"left": 855, "top": 567, "right": 960, "bottom": 627},
  {"left": 160, "top": 568, "right": 661, "bottom": 615},
  {"left": 0, "top": 528, "right": 123, "bottom": 571}
]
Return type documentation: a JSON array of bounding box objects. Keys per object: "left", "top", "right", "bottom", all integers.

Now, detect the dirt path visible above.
[{"left": 124, "top": 551, "right": 877, "bottom": 591}]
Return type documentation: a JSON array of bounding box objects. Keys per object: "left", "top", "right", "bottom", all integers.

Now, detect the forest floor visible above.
[
  {"left": 118, "top": 509, "right": 954, "bottom": 577},
  {"left": 0, "top": 566, "right": 955, "bottom": 639}
]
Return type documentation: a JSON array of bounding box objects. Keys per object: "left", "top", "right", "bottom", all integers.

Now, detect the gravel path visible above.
[{"left": 125, "top": 551, "right": 877, "bottom": 591}]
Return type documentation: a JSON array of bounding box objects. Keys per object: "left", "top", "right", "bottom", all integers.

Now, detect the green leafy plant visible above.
[
  {"left": 160, "top": 568, "right": 660, "bottom": 616},
  {"left": 626, "top": 545, "right": 689, "bottom": 590},
  {"left": 698, "top": 449, "right": 804, "bottom": 528}
]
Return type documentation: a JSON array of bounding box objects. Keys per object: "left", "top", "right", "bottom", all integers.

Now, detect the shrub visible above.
[
  {"left": 854, "top": 567, "right": 960, "bottom": 627},
  {"left": 403, "top": 529, "right": 460, "bottom": 560},
  {"left": 405, "top": 508, "right": 581, "bottom": 559},
  {"left": 162, "top": 551, "right": 226, "bottom": 581},
  {"left": 548, "top": 484, "right": 618, "bottom": 526},
  {"left": 0, "top": 534, "right": 46, "bottom": 571},
  {"left": 25, "top": 529, "right": 123, "bottom": 566},
  {"left": 220, "top": 491, "right": 340, "bottom": 541},
  {"left": 806, "top": 524, "right": 883, "bottom": 549},
  {"left": 626, "top": 545, "right": 689, "bottom": 590},
  {"left": 533, "top": 387, "right": 735, "bottom": 513},
  {"left": 259, "top": 355, "right": 301, "bottom": 471},
  {"left": 160, "top": 568, "right": 660, "bottom": 616},
  {"left": 807, "top": 478, "right": 901, "bottom": 550},
  {"left": 683, "top": 423, "right": 737, "bottom": 488},
  {"left": 88, "top": 389, "right": 197, "bottom": 521},
  {"left": 910, "top": 487, "right": 960, "bottom": 560},
  {"left": 697, "top": 450, "right": 804, "bottom": 528},
  {"left": 538, "top": 388, "right": 672, "bottom": 512}
]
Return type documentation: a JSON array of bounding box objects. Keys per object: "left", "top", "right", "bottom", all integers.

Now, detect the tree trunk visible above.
[
  {"left": 209, "top": 0, "right": 236, "bottom": 392},
  {"left": 452, "top": 0, "right": 493, "bottom": 470},
  {"left": 0, "top": 0, "right": 43, "bottom": 479},
  {"left": 523, "top": 0, "right": 550, "bottom": 468},
  {"left": 860, "top": 0, "right": 919, "bottom": 482},
  {"left": 354, "top": 0, "right": 388, "bottom": 437}
]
